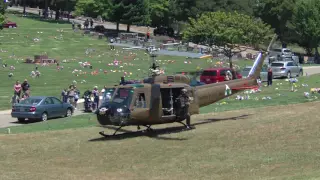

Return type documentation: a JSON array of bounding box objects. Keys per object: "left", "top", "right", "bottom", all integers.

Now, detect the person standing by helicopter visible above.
[
  {"left": 92, "top": 86, "right": 100, "bottom": 110},
  {"left": 176, "top": 88, "right": 194, "bottom": 129},
  {"left": 267, "top": 67, "right": 273, "bottom": 86}
]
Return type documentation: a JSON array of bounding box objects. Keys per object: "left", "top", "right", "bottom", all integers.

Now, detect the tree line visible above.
[{"left": 2, "top": 0, "right": 320, "bottom": 57}]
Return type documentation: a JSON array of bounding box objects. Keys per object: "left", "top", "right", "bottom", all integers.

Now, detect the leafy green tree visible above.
[
  {"left": 149, "top": 0, "right": 170, "bottom": 27},
  {"left": 169, "top": 0, "right": 198, "bottom": 22},
  {"left": 0, "top": 1, "right": 7, "bottom": 29},
  {"left": 196, "top": 0, "right": 253, "bottom": 15},
  {"left": 74, "top": 0, "right": 107, "bottom": 18},
  {"left": 291, "top": 0, "right": 320, "bottom": 57},
  {"left": 253, "top": 0, "right": 296, "bottom": 47},
  {"left": 107, "top": 0, "right": 124, "bottom": 31},
  {"left": 122, "top": 0, "right": 150, "bottom": 32},
  {"left": 183, "top": 11, "right": 273, "bottom": 69}
]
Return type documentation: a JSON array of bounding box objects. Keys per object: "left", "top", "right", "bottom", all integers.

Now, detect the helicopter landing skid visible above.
[
  {"left": 138, "top": 125, "right": 154, "bottom": 132},
  {"left": 178, "top": 122, "right": 195, "bottom": 130},
  {"left": 99, "top": 125, "right": 124, "bottom": 137}
]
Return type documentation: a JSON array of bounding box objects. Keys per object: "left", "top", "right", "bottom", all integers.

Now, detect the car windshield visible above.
[
  {"left": 111, "top": 88, "right": 134, "bottom": 107},
  {"left": 243, "top": 67, "right": 252, "bottom": 71},
  {"left": 201, "top": 70, "right": 217, "bottom": 76},
  {"left": 271, "top": 63, "right": 284, "bottom": 67},
  {"left": 19, "top": 97, "right": 42, "bottom": 105}
]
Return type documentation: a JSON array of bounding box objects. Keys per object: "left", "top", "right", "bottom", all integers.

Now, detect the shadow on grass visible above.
[{"left": 88, "top": 114, "right": 251, "bottom": 141}]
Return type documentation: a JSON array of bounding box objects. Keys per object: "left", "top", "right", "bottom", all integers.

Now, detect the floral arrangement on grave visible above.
[{"left": 289, "top": 78, "right": 298, "bottom": 92}]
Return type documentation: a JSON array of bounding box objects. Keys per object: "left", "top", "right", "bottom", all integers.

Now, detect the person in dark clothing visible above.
[
  {"left": 120, "top": 77, "right": 126, "bottom": 85},
  {"left": 61, "top": 88, "right": 68, "bottom": 103},
  {"left": 267, "top": 67, "right": 273, "bottom": 86},
  {"left": 92, "top": 86, "right": 100, "bottom": 110},
  {"left": 90, "top": 19, "right": 94, "bottom": 28},
  {"left": 21, "top": 79, "right": 30, "bottom": 96},
  {"left": 84, "top": 19, "right": 89, "bottom": 29},
  {"left": 176, "top": 89, "right": 194, "bottom": 129}
]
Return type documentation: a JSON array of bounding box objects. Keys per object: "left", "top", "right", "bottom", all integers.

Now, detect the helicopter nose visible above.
[
  {"left": 97, "top": 107, "right": 130, "bottom": 126},
  {"left": 97, "top": 107, "right": 111, "bottom": 126}
]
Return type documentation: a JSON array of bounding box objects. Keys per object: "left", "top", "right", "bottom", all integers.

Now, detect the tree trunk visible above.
[
  {"left": 228, "top": 56, "right": 233, "bottom": 69},
  {"left": 55, "top": 10, "right": 60, "bottom": 20},
  {"left": 228, "top": 56, "right": 237, "bottom": 79},
  {"left": 127, "top": 24, "right": 131, "bottom": 32},
  {"left": 67, "top": 11, "right": 70, "bottom": 22},
  {"left": 116, "top": 22, "right": 119, "bottom": 31},
  {"left": 23, "top": 0, "right": 26, "bottom": 14},
  {"left": 315, "top": 47, "right": 319, "bottom": 64},
  {"left": 44, "top": 0, "right": 49, "bottom": 18}
]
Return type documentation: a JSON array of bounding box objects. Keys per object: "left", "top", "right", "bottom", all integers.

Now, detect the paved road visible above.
[{"left": 302, "top": 66, "right": 320, "bottom": 76}]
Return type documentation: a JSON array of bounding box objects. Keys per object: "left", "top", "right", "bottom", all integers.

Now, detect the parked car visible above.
[
  {"left": 11, "top": 96, "right": 74, "bottom": 122},
  {"left": 241, "top": 65, "right": 269, "bottom": 81},
  {"left": 2, "top": 21, "right": 17, "bottom": 28},
  {"left": 271, "top": 61, "right": 303, "bottom": 78},
  {"left": 200, "top": 68, "right": 242, "bottom": 84},
  {"left": 270, "top": 48, "right": 292, "bottom": 57}
]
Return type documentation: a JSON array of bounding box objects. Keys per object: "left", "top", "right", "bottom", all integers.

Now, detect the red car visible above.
[
  {"left": 200, "top": 67, "right": 242, "bottom": 84},
  {"left": 3, "top": 21, "right": 17, "bottom": 28}
]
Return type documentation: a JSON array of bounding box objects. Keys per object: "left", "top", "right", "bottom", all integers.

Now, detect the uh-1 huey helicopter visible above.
[{"left": 96, "top": 40, "right": 273, "bottom": 137}]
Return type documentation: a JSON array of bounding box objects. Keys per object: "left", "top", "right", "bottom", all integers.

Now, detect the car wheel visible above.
[
  {"left": 66, "top": 108, "right": 72, "bottom": 117},
  {"left": 287, "top": 72, "right": 291, "bottom": 79},
  {"left": 17, "top": 118, "right": 25, "bottom": 122},
  {"left": 41, "top": 112, "right": 48, "bottom": 121}
]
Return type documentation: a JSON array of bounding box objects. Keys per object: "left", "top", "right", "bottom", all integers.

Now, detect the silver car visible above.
[
  {"left": 241, "top": 66, "right": 268, "bottom": 81},
  {"left": 271, "top": 61, "right": 303, "bottom": 78}
]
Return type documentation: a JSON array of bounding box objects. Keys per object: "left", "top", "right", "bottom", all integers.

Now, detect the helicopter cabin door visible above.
[{"left": 129, "top": 88, "right": 150, "bottom": 124}]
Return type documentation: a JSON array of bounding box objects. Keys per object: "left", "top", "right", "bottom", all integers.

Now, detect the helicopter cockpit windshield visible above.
[
  {"left": 111, "top": 88, "right": 134, "bottom": 107},
  {"left": 102, "top": 88, "right": 115, "bottom": 102}
]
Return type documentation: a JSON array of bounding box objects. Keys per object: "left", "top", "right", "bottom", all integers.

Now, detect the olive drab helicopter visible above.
[{"left": 96, "top": 39, "right": 274, "bottom": 137}]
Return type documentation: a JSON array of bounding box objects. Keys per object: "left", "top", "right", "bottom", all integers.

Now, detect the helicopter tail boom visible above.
[{"left": 195, "top": 51, "right": 266, "bottom": 108}]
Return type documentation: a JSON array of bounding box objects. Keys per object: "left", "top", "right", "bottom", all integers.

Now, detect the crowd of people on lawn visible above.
[
  {"left": 11, "top": 78, "right": 105, "bottom": 110},
  {"left": 12, "top": 79, "right": 31, "bottom": 104},
  {"left": 61, "top": 85, "right": 106, "bottom": 110}
]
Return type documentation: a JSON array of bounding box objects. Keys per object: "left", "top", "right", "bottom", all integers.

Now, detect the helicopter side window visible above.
[{"left": 134, "top": 93, "right": 146, "bottom": 108}]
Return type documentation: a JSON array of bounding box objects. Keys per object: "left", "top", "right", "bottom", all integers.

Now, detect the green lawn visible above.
[
  {"left": 200, "top": 73, "right": 320, "bottom": 113},
  {"left": 1, "top": 73, "right": 320, "bottom": 134},
  {"left": 0, "top": 13, "right": 254, "bottom": 110},
  {"left": 1, "top": 101, "right": 320, "bottom": 180}
]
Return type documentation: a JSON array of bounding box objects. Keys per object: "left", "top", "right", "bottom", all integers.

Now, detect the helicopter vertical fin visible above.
[
  {"left": 248, "top": 52, "right": 264, "bottom": 79},
  {"left": 248, "top": 34, "right": 276, "bottom": 79}
]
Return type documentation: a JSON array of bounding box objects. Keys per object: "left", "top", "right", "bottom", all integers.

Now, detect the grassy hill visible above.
[{"left": 1, "top": 101, "right": 320, "bottom": 179}]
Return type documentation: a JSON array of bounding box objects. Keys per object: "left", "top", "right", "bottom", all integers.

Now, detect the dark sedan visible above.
[{"left": 11, "top": 96, "right": 74, "bottom": 122}]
